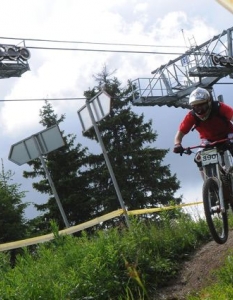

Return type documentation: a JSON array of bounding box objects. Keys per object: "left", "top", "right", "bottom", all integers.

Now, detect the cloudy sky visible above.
[{"left": 0, "top": 0, "right": 233, "bottom": 220}]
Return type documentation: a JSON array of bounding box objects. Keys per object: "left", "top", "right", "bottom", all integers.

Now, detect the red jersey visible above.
[{"left": 179, "top": 102, "right": 233, "bottom": 141}]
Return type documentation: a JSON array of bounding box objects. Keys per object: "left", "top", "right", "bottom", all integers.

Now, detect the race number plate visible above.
[{"left": 201, "top": 149, "right": 218, "bottom": 166}]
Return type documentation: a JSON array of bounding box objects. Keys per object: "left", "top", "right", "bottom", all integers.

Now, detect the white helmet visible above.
[{"left": 189, "top": 87, "right": 212, "bottom": 121}]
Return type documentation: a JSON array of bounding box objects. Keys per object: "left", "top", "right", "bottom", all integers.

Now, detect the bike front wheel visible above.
[{"left": 202, "top": 177, "right": 228, "bottom": 244}]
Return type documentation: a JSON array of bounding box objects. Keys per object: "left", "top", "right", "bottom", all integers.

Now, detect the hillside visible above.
[{"left": 155, "top": 230, "right": 233, "bottom": 299}]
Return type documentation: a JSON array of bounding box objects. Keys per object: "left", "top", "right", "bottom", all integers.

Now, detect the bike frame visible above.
[
  {"left": 183, "top": 137, "right": 233, "bottom": 243},
  {"left": 201, "top": 147, "right": 226, "bottom": 213},
  {"left": 184, "top": 138, "right": 233, "bottom": 208}
]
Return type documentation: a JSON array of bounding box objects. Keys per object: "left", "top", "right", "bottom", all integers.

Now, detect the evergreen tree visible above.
[
  {"left": 0, "top": 161, "right": 28, "bottom": 243},
  {"left": 83, "top": 67, "right": 181, "bottom": 218},
  {"left": 23, "top": 101, "right": 91, "bottom": 230},
  {"left": 23, "top": 69, "right": 182, "bottom": 231}
]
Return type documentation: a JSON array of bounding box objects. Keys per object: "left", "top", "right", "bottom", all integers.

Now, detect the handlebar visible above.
[{"left": 182, "top": 137, "right": 232, "bottom": 155}]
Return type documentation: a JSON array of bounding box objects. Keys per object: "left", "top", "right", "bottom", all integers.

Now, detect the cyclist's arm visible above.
[{"left": 174, "top": 130, "right": 185, "bottom": 145}]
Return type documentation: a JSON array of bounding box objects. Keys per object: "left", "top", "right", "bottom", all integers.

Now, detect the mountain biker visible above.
[{"left": 173, "top": 87, "right": 233, "bottom": 174}]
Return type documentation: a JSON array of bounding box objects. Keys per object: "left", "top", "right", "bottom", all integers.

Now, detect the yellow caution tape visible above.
[
  {"left": 216, "top": 0, "right": 233, "bottom": 13},
  {"left": 0, "top": 201, "right": 203, "bottom": 251},
  {"left": 128, "top": 201, "right": 203, "bottom": 215}
]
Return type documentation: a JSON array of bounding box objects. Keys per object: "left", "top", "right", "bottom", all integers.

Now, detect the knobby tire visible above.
[{"left": 203, "top": 177, "right": 228, "bottom": 244}]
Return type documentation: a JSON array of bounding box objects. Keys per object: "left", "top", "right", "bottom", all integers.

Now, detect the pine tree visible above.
[
  {"left": 82, "top": 67, "right": 181, "bottom": 218},
  {"left": 23, "top": 69, "right": 182, "bottom": 231},
  {"left": 0, "top": 161, "right": 28, "bottom": 243},
  {"left": 23, "top": 101, "right": 91, "bottom": 230}
]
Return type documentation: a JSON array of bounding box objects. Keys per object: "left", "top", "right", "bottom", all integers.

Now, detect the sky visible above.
[{"left": 0, "top": 0, "right": 233, "bottom": 220}]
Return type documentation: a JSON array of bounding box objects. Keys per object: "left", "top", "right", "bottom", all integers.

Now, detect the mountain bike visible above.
[{"left": 182, "top": 138, "right": 233, "bottom": 244}]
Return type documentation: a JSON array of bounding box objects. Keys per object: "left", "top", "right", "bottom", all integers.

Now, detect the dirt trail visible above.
[{"left": 155, "top": 230, "right": 233, "bottom": 299}]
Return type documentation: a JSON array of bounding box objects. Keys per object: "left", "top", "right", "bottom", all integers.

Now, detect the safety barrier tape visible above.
[
  {"left": 0, "top": 201, "right": 203, "bottom": 252},
  {"left": 128, "top": 201, "right": 203, "bottom": 215}
]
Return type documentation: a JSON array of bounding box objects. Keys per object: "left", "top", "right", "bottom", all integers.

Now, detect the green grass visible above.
[
  {"left": 185, "top": 213, "right": 233, "bottom": 300},
  {"left": 187, "top": 252, "right": 233, "bottom": 300},
  {"left": 0, "top": 209, "right": 221, "bottom": 300}
]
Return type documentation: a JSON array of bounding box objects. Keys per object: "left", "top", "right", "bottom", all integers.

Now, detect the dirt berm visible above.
[{"left": 155, "top": 230, "right": 233, "bottom": 299}]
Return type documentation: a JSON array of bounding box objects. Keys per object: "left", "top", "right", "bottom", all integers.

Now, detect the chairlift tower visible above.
[
  {"left": 131, "top": 27, "right": 233, "bottom": 109},
  {"left": 0, "top": 41, "right": 30, "bottom": 79}
]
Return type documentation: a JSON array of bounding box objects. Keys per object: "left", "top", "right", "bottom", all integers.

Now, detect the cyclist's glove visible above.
[
  {"left": 173, "top": 143, "right": 184, "bottom": 155},
  {"left": 200, "top": 139, "right": 210, "bottom": 148}
]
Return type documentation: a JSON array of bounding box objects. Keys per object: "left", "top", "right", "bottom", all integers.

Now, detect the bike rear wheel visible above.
[{"left": 202, "top": 177, "right": 228, "bottom": 244}]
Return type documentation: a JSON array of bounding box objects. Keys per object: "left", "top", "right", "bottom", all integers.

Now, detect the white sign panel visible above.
[
  {"left": 36, "top": 125, "right": 65, "bottom": 154},
  {"left": 78, "top": 91, "right": 111, "bottom": 132},
  {"left": 9, "top": 125, "right": 65, "bottom": 165},
  {"left": 8, "top": 138, "right": 40, "bottom": 165}
]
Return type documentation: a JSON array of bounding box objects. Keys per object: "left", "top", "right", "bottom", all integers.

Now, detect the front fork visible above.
[{"left": 203, "top": 164, "right": 226, "bottom": 213}]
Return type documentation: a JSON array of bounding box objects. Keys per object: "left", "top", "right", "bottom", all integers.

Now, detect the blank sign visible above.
[
  {"left": 36, "top": 125, "right": 65, "bottom": 154},
  {"left": 78, "top": 91, "right": 111, "bottom": 132},
  {"left": 9, "top": 138, "right": 40, "bottom": 165},
  {"left": 9, "top": 125, "right": 65, "bottom": 166}
]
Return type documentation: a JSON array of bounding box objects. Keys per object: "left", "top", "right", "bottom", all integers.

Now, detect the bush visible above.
[{"left": 0, "top": 212, "right": 210, "bottom": 299}]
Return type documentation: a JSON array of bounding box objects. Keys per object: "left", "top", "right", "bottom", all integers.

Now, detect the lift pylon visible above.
[{"left": 131, "top": 27, "right": 233, "bottom": 109}]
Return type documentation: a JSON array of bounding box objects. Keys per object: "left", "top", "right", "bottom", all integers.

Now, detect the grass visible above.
[
  {"left": 0, "top": 208, "right": 222, "bottom": 300},
  {"left": 187, "top": 251, "right": 233, "bottom": 300},
  {"left": 185, "top": 213, "right": 233, "bottom": 300}
]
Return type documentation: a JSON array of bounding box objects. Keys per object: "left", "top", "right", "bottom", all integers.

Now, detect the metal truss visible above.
[
  {"left": 0, "top": 42, "right": 30, "bottom": 79},
  {"left": 131, "top": 27, "right": 233, "bottom": 109}
]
